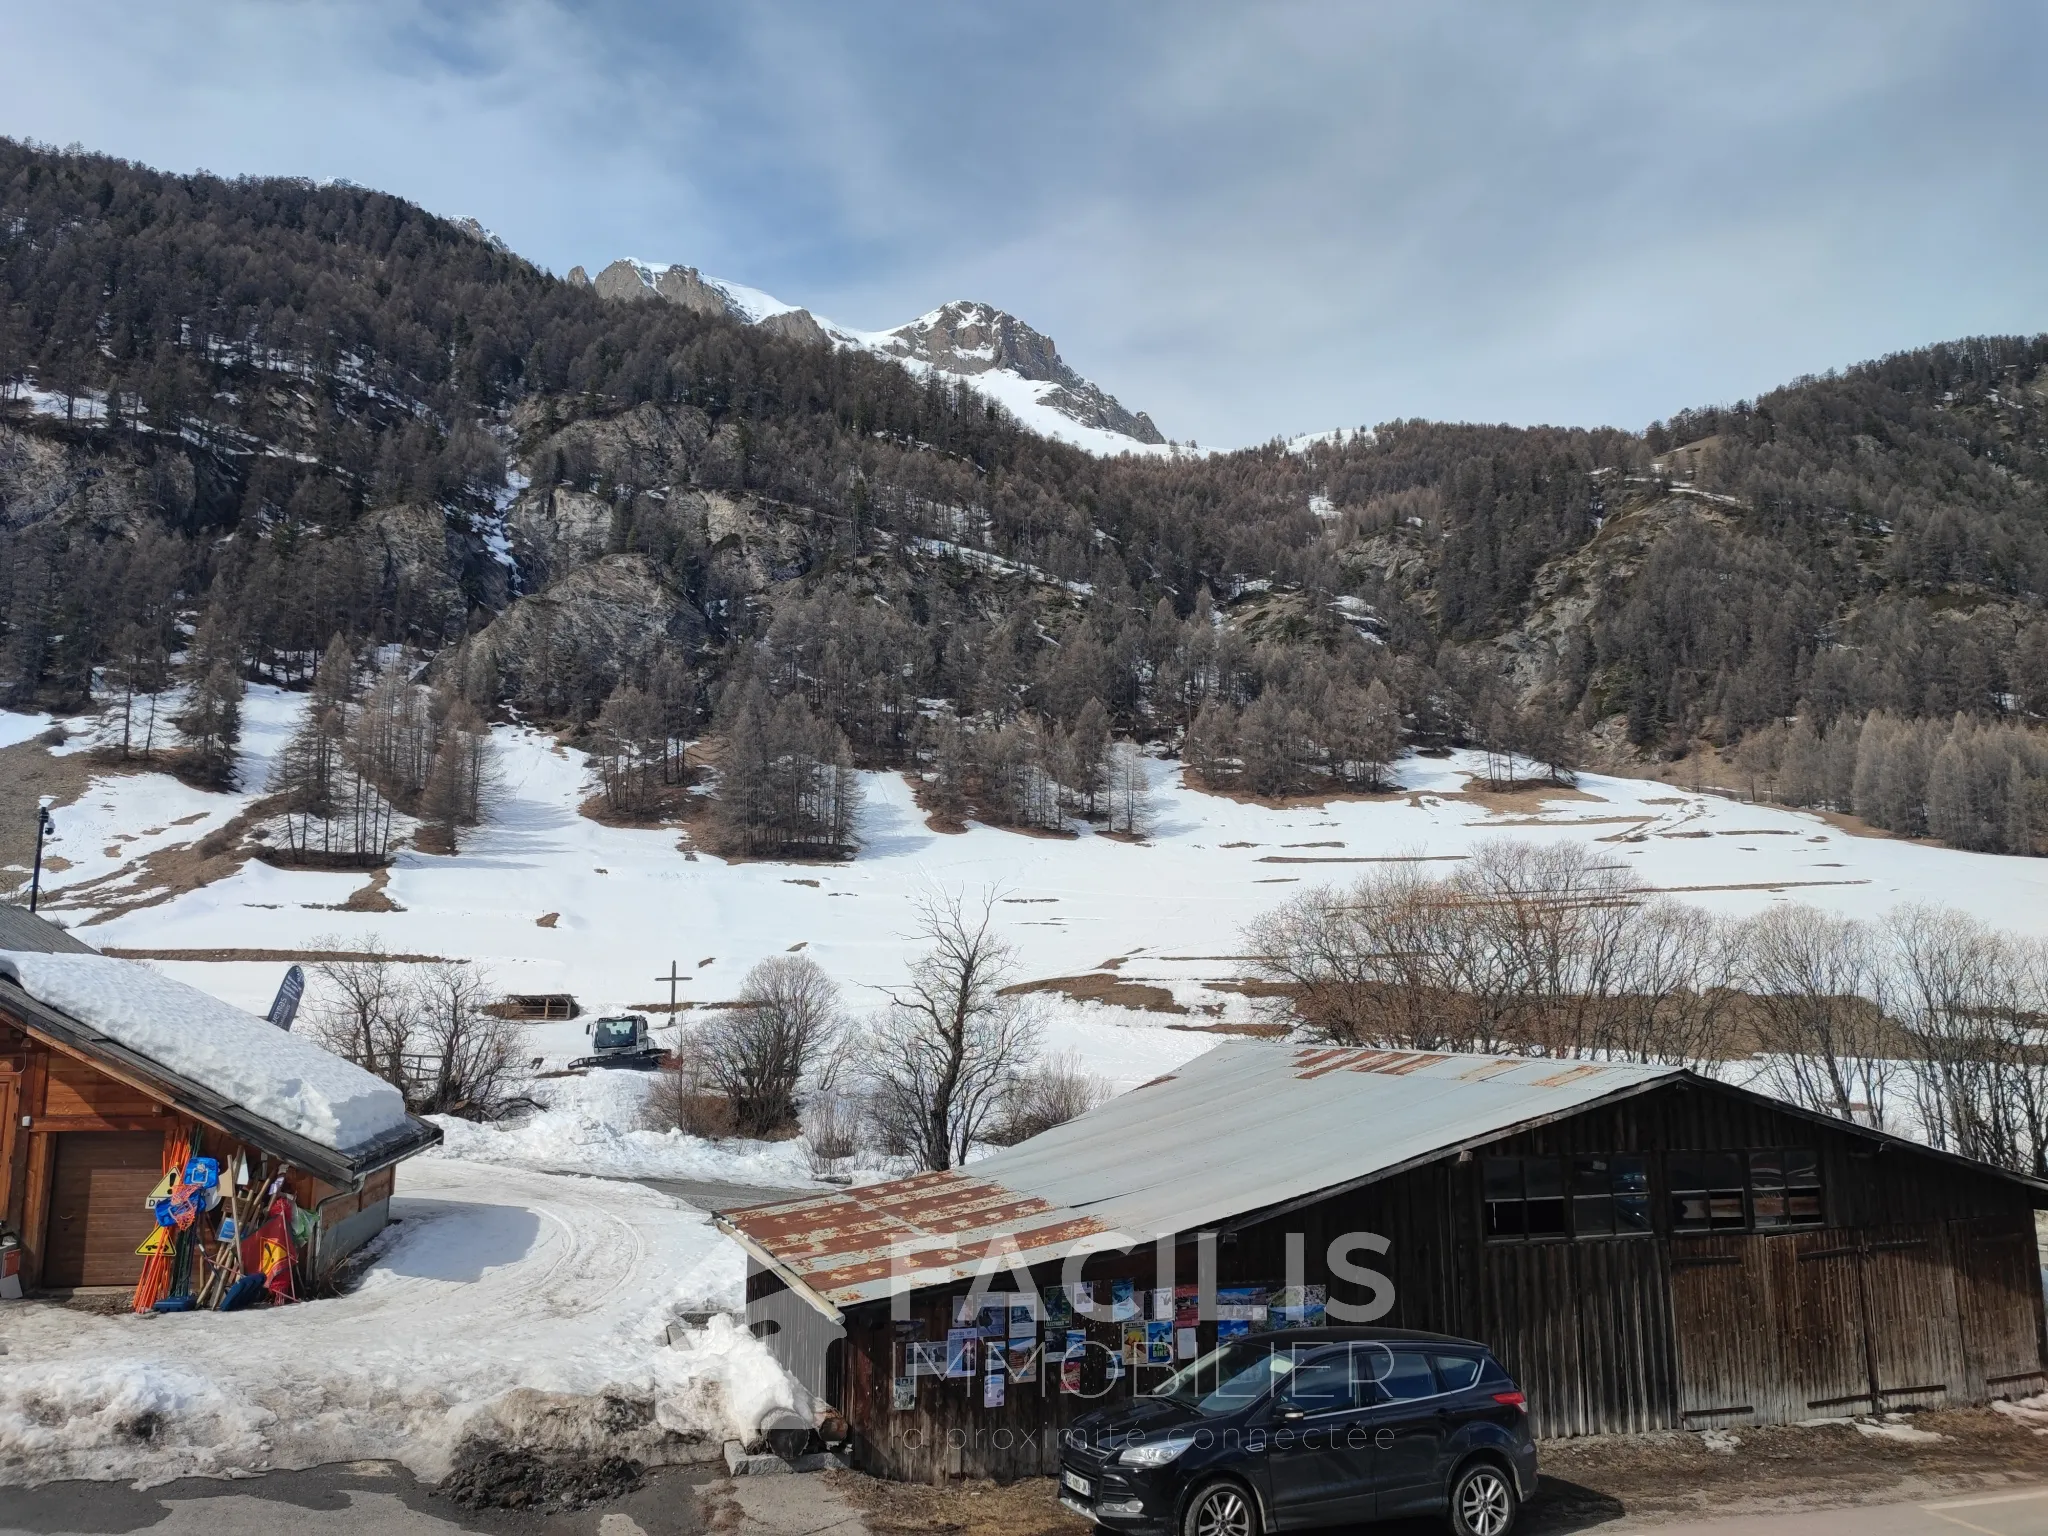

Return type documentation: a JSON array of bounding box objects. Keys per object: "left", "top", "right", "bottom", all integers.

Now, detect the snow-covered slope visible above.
[
  {"left": 577, "top": 258, "right": 1188, "bottom": 457},
  {"left": 19, "top": 696, "right": 2048, "bottom": 1039}
]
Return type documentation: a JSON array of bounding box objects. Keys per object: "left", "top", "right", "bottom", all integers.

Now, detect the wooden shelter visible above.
[
  {"left": 0, "top": 907, "right": 440, "bottom": 1293},
  {"left": 719, "top": 1042, "right": 2048, "bottom": 1482}
]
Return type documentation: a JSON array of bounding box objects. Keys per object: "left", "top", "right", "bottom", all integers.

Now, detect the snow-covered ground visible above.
[
  {"left": 19, "top": 693, "right": 2048, "bottom": 1035},
  {"left": 0, "top": 1158, "right": 786, "bottom": 1487},
  {"left": 428, "top": 1070, "right": 822, "bottom": 1185}
]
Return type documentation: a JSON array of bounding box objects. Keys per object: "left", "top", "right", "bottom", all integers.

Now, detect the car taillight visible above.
[{"left": 1493, "top": 1391, "right": 1527, "bottom": 1411}]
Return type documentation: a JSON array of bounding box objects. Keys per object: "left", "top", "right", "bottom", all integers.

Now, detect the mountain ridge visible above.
[{"left": 570, "top": 257, "right": 1172, "bottom": 455}]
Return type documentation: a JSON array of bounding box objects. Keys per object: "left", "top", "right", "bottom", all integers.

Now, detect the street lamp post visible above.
[{"left": 29, "top": 798, "right": 54, "bottom": 913}]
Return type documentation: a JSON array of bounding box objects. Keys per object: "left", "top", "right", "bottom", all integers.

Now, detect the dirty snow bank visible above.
[
  {"left": 0, "top": 950, "right": 410, "bottom": 1151},
  {"left": 0, "top": 1159, "right": 783, "bottom": 1487},
  {"left": 426, "top": 1069, "right": 821, "bottom": 1186}
]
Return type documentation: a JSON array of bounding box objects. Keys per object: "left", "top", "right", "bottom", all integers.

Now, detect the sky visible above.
[{"left": 3, "top": 2, "right": 2046, "bottom": 449}]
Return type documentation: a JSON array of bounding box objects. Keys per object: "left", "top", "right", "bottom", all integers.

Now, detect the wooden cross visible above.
[{"left": 656, "top": 962, "right": 687, "bottom": 1014}]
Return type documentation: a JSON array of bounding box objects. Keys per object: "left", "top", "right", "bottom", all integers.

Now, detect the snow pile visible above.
[
  {"left": 0, "top": 950, "right": 409, "bottom": 1152},
  {"left": 0, "top": 1159, "right": 775, "bottom": 1487},
  {"left": 651, "top": 1314, "right": 806, "bottom": 1444},
  {"left": 0, "top": 1356, "right": 276, "bottom": 1483},
  {"left": 1852, "top": 1416, "right": 1944, "bottom": 1443},
  {"left": 427, "top": 1070, "right": 818, "bottom": 1186},
  {"left": 1993, "top": 1395, "right": 2048, "bottom": 1434}
]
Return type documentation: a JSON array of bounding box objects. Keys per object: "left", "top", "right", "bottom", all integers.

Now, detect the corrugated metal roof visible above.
[{"left": 719, "top": 1041, "right": 1677, "bottom": 1315}]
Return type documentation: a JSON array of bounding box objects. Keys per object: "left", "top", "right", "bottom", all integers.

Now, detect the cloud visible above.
[{"left": 2, "top": 1, "right": 2045, "bottom": 447}]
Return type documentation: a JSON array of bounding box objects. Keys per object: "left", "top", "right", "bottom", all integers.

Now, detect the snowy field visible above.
[
  {"left": 0, "top": 1158, "right": 790, "bottom": 1487},
  {"left": 13, "top": 692, "right": 2048, "bottom": 1039}
]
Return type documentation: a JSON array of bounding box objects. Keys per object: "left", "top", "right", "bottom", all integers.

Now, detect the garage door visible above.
[{"left": 42, "top": 1132, "right": 164, "bottom": 1289}]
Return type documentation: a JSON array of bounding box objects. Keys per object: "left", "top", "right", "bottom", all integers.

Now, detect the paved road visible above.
[
  {"left": 1581, "top": 1486, "right": 2048, "bottom": 1536},
  {"left": 0, "top": 1460, "right": 710, "bottom": 1536},
  {"left": 630, "top": 1178, "right": 810, "bottom": 1214},
  {"left": 0, "top": 1459, "right": 869, "bottom": 1536},
  {"left": 9, "top": 1471, "right": 2048, "bottom": 1536}
]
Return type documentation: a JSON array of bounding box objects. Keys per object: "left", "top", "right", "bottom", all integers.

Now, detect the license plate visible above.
[{"left": 1064, "top": 1470, "right": 1092, "bottom": 1497}]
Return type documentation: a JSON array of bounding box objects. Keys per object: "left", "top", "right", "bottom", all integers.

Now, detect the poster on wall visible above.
[
  {"left": 1218, "top": 1318, "right": 1250, "bottom": 1341},
  {"left": 1005, "top": 1342, "right": 1039, "bottom": 1383},
  {"left": 1176, "top": 1326, "right": 1199, "bottom": 1360},
  {"left": 1109, "top": 1278, "right": 1137, "bottom": 1321},
  {"left": 1174, "top": 1285, "right": 1200, "bottom": 1327},
  {"left": 1061, "top": 1331, "right": 1087, "bottom": 1393},
  {"left": 1151, "top": 1287, "right": 1175, "bottom": 1321},
  {"left": 1216, "top": 1287, "right": 1267, "bottom": 1329},
  {"left": 1044, "top": 1285, "right": 1073, "bottom": 1329},
  {"left": 1122, "top": 1321, "right": 1146, "bottom": 1365},
  {"left": 908, "top": 1340, "right": 946, "bottom": 1378},
  {"left": 984, "top": 1369, "right": 1006, "bottom": 1408},
  {"left": 1270, "top": 1285, "right": 1327, "bottom": 1330},
  {"left": 978, "top": 1303, "right": 1009, "bottom": 1339},
  {"left": 946, "top": 1329, "right": 978, "bottom": 1379},
  {"left": 895, "top": 1318, "right": 926, "bottom": 1339},
  {"left": 893, "top": 1377, "right": 917, "bottom": 1411},
  {"left": 1145, "top": 1321, "right": 1174, "bottom": 1365},
  {"left": 1010, "top": 1302, "right": 1037, "bottom": 1341},
  {"left": 1072, "top": 1281, "right": 1095, "bottom": 1318}
]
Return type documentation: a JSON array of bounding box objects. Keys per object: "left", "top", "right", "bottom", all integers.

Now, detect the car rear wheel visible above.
[
  {"left": 1182, "top": 1481, "right": 1259, "bottom": 1536},
  {"left": 1449, "top": 1461, "right": 1518, "bottom": 1536}
]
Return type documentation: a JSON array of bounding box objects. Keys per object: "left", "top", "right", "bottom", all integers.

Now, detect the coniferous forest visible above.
[{"left": 6, "top": 138, "right": 2048, "bottom": 855}]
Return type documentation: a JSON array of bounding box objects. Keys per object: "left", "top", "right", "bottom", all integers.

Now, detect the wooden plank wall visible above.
[
  {"left": 0, "top": 1012, "right": 392, "bottom": 1288},
  {"left": 834, "top": 1079, "right": 2048, "bottom": 1476}
]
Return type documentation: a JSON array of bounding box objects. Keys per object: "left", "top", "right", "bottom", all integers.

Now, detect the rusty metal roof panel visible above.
[{"left": 720, "top": 1041, "right": 1679, "bottom": 1311}]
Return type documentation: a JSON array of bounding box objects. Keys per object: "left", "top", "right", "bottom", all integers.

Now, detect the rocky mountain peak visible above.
[
  {"left": 874, "top": 301, "right": 1164, "bottom": 445},
  {"left": 581, "top": 263, "right": 1168, "bottom": 451},
  {"left": 876, "top": 301, "right": 1065, "bottom": 383}
]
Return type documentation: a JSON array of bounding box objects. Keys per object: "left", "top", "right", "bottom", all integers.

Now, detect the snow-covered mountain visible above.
[{"left": 569, "top": 258, "right": 1177, "bottom": 456}]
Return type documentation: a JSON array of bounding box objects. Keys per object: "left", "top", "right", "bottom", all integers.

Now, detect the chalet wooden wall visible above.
[{"left": 0, "top": 1010, "right": 392, "bottom": 1291}]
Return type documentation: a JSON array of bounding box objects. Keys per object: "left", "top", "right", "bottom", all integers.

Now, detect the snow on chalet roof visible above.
[
  {"left": 0, "top": 950, "right": 412, "bottom": 1155},
  {"left": 719, "top": 1040, "right": 1678, "bottom": 1314}
]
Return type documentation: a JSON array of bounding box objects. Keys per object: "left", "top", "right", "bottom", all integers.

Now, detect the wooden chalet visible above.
[{"left": 0, "top": 907, "right": 440, "bottom": 1293}]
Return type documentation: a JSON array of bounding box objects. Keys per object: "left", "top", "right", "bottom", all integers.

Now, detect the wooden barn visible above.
[
  {"left": 718, "top": 1041, "right": 2048, "bottom": 1483},
  {"left": 0, "top": 907, "right": 441, "bottom": 1294}
]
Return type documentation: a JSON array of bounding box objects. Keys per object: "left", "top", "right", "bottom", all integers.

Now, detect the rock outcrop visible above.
[
  {"left": 463, "top": 553, "right": 705, "bottom": 705},
  {"left": 591, "top": 260, "right": 741, "bottom": 320}
]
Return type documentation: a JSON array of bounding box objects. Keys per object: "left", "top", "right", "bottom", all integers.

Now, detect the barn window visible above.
[
  {"left": 1750, "top": 1148, "right": 1823, "bottom": 1228},
  {"left": 1669, "top": 1152, "right": 1748, "bottom": 1230},
  {"left": 1669, "top": 1149, "right": 1822, "bottom": 1231},
  {"left": 1483, "top": 1157, "right": 1566, "bottom": 1240},
  {"left": 1570, "top": 1155, "right": 1651, "bottom": 1236}
]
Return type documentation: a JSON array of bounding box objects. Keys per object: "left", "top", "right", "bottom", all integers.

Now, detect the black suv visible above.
[{"left": 1059, "top": 1327, "right": 1536, "bottom": 1536}]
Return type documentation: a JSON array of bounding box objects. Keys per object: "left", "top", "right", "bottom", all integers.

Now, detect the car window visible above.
[
  {"left": 1281, "top": 1352, "right": 1360, "bottom": 1412},
  {"left": 1376, "top": 1351, "right": 1441, "bottom": 1400},
  {"left": 1433, "top": 1353, "right": 1481, "bottom": 1391}
]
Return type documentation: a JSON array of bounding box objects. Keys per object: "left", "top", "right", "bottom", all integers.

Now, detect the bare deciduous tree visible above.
[
  {"left": 306, "top": 937, "right": 414, "bottom": 1081},
  {"left": 864, "top": 889, "right": 1041, "bottom": 1170},
  {"left": 986, "top": 1050, "right": 1110, "bottom": 1145},
  {"left": 1103, "top": 742, "right": 1153, "bottom": 836},
  {"left": 697, "top": 954, "right": 845, "bottom": 1136},
  {"left": 414, "top": 961, "right": 520, "bottom": 1117},
  {"left": 1739, "top": 905, "right": 1899, "bottom": 1127}
]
